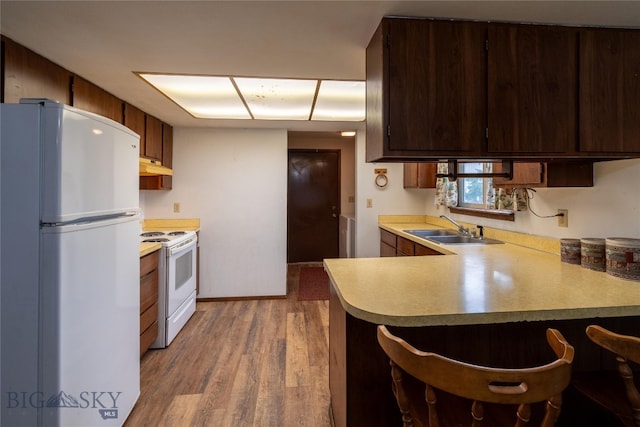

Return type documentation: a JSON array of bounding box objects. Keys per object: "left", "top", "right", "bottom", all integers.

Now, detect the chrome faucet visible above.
[{"left": 440, "top": 215, "right": 469, "bottom": 235}]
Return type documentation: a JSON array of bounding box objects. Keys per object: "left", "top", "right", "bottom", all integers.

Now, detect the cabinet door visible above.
[
  {"left": 396, "top": 236, "right": 415, "bottom": 256},
  {"left": 3, "top": 38, "right": 72, "bottom": 104},
  {"left": 144, "top": 114, "right": 163, "bottom": 161},
  {"left": 72, "top": 76, "right": 123, "bottom": 123},
  {"left": 160, "top": 123, "right": 173, "bottom": 189},
  {"left": 488, "top": 24, "right": 578, "bottom": 154},
  {"left": 415, "top": 244, "right": 442, "bottom": 256},
  {"left": 124, "top": 103, "right": 146, "bottom": 156},
  {"left": 387, "top": 19, "right": 486, "bottom": 154},
  {"left": 403, "top": 163, "right": 437, "bottom": 189},
  {"left": 493, "top": 161, "right": 593, "bottom": 187},
  {"left": 367, "top": 18, "right": 486, "bottom": 161},
  {"left": 140, "top": 122, "right": 173, "bottom": 190},
  {"left": 580, "top": 29, "right": 640, "bottom": 153},
  {"left": 493, "top": 163, "right": 544, "bottom": 187}
]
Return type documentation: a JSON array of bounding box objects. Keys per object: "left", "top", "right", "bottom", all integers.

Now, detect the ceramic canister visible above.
[
  {"left": 605, "top": 238, "right": 640, "bottom": 281},
  {"left": 580, "top": 238, "right": 606, "bottom": 272},
  {"left": 560, "top": 238, "right": 581, "bottom": 264}
]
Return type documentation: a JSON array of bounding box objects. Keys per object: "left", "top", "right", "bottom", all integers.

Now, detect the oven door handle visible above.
[{"left": 169, "top": 237, "right": 197, "bottom": 256}]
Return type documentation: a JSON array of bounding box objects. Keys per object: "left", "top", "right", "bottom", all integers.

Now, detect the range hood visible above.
[{"left": 139, "top": 158, "right": 173, "bottom": 176}]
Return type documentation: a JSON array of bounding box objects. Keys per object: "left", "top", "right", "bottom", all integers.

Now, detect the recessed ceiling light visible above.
[
  {"left": 340, "top": 131, "right": 356, "bottom": 137},
  {"left": 137, "top": 73, "right": 365, "bottom": 122}
]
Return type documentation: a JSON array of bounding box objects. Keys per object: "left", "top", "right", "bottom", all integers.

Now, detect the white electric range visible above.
[{"left": 140, "top": 230, "right": 197, "bottom": 348}]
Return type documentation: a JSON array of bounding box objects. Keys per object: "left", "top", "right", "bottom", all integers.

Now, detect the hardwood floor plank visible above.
[
  {"left": 157, "top": 394, "right": 202, "bottom": 427},
  {"left": 124, "top": 264, "right": 331, "bottom": 427},
  {"left": 286, "top": 311, "right": 310, "bottom": 387}
]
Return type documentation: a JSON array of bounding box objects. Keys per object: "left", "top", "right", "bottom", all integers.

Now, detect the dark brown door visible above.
[{"left": 287, "top": 149, "right": 340, "bottom": 263}]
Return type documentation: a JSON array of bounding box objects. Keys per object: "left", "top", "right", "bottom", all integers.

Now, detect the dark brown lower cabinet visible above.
[
  {"left": 328, "top": 284, "right": 639, "bottom": 427},
  {"left": 380, "top": 229, "right": 443, "bottom": 257},
  {"left": 140, "top": 250, "right": 159, "bottom": 357}
]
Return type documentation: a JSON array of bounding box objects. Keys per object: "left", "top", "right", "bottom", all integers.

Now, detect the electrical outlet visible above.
[
  {"left": 557, "top": 209, "right": 568, "bottom": 227},
  {"left": 173, "top": 202, "right": 181, "bottom": 213},
  {"left": 366, "top": 198, "right": 373, "bottom": 208}
]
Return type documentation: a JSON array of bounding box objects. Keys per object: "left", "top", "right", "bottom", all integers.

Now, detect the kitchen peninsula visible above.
[{"left": 325, "top": 218, "right": 640, "bottom": 427}]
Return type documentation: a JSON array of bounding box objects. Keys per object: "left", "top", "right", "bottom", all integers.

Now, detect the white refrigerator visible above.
[{"left": 1, "top": 99, "right": 141, "bottom": 426}]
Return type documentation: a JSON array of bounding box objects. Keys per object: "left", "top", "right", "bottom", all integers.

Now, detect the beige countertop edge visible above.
[
  {"left": 142, "top": 218, "right": 200, "bottom": 232},
  {"left": 324, "top": 248, "right": 640, "bottom": 328},
  {"left": 379, "top": 215, "right": 561, "bottom": 255},
  {"left": 139, "top": 242, "right": 162, "bottom": 257}
]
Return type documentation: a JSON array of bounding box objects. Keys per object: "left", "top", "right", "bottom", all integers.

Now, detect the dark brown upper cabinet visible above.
[
  {"left": 124, "top": 103, "right": 146, "bottom": 157},
  {"left": 71, "top": 76, "right": 123, "bottom": 124},
  {"left": 366, "top": 18, "right": 487, "bottom": 162},
  {"left": 492, "top": 161, "right": 593, "bottom": 188},
  {"left": 140, "top": 123, "right": 173, "bottom": 190},
  {"left": 2, "top": 37, "right": 72, "bottom": 105},
  {"left": 403, "top": 163, "right": 437, "bottom": 189},
  {"left": 487, "top": 24, "right": 579, "bottom": 154},
  {"left": 579, "top": 28, "right": 640, "bottom": 154},
  {"left": 143, "top": 114, "right": 163, "bottom": 162}
]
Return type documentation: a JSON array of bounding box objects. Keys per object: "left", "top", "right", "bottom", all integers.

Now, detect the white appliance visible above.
[
  {"left": 1, "top": 100, "right": 140, "bottom": 426},
  {"left": 140, "top": 231, "right": 197, "bottom": 348}
]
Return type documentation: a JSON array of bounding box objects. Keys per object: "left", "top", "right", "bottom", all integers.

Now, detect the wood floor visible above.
[{"left": 124, "top": 263, "right": 331, "bottom": 427}]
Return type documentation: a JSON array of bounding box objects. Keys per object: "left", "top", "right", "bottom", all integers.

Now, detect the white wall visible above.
[
  {"left": 425, "top": 158, "right": 640, "bottom": 239},
  {"left": 353, "top": 132, "right": 427, "bottom": 258},
  {"left": 141, "top": 128, "right": 287, "bottom": 298}
]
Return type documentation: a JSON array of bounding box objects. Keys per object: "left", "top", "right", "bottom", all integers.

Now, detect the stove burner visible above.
[
  {"left": 141, "top": 231, "right": 165, "bottom": 237},
  {"left": 167, "top": 231, "right": 186, "bottom": 236},
  {"left": 143, "top": 238, "right": 169, "bottom": 243}
]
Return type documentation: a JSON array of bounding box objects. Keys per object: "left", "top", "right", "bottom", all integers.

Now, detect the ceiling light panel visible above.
[
  {"left": 312, "top": 80, "right": 365, "bottom": 121},
  {"left": 234, "top": 77, "right": 317, "bottom": 120},
  {"left": 139, "top": 74, "right": 250, "bottom": 119}
]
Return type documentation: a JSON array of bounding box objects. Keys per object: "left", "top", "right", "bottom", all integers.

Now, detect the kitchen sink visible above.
[
  {"left": 426, "top": 235, "right": 503, "bottom": 245},
  {"left": 404, "top": 229, "right": 459, "bottom": 238}
]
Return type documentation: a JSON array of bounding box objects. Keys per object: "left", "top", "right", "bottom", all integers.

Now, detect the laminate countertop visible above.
[
  {"left": 324, "top": 219, "right": 640, "bottom": 327},
  {"left": 139, "top": 242, "right": 162, "bottom": 258}
]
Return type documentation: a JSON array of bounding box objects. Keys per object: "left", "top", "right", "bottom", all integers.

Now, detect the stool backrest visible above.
[
  {"left": 377, "top": 326, "right": 575, "bottom": 427},
  {"left": 586, "top": 325, "right": 640, "bottom": 427}
]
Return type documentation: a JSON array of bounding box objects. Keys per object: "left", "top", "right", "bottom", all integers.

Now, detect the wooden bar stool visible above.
[
  {"left": 571, "top": 325, "right": 640, "bottom": 427},
  {"left": 377, "top": 325, "right": 575, "bottom": 426}
]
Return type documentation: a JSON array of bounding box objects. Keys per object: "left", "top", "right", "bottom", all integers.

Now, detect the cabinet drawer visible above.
[
  {"left": 140, "top": 320, "right": 158, "bottom": 357},
  {"left": 140, "top": 302, "right": 158, "bottom": 334},
  {"left": 397, "top": 236, "right": 415, "bottom": 256},
  {"left": 140, "top": 250, "right": 159, "bottom": 277},
  {"left": 415, "top": 244, "right": 443, "bottom": 256},
  {"left": 140, "top": 269, "right": 158, "bottom": 313},
  {"left": 380, "top": 229, "right": 397, "bottom": 248},
  {"left": 380, "top": 242, "right": 396, "bottom": 257}
]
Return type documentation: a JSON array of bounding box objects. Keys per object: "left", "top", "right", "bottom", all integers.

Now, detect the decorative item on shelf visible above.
[
  {"left": 495, "top": 188, "right": 513, "bottom": 210},
  {"left": 605, "top": 238, "right": 640, "bottom": 281},
  {"left": 560, "top": 238, "right": 582, "bottom": 264},
  {"left": 581, "top": 238, "right": 606, "bottom": 272},
  {"left": 512, "top": 188, "right": 528, "bottom": 211},
  {"left": 434, "top": 163, "right": 458, "bottom": 207},
  {"left": 374, "top": 168, "right": 388, "bottom": 188}
]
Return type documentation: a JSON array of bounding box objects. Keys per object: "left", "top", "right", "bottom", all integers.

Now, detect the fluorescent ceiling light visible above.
[
  {"left": 313, "top": 81, "right": 365, "bottom": 121},
  {"left": 138, "top": 74, "right": 250, "bottom": 119},
  {"left": 235, "top": 77, "right": 317, "bottom": 120},
  {"left": 137, "top": 73, "right": 365, "bottom": 122}
]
